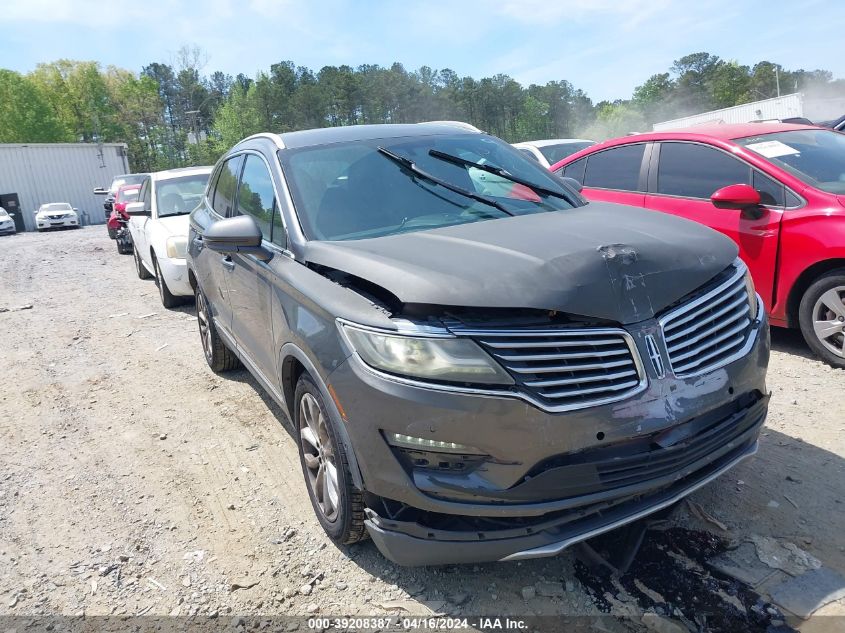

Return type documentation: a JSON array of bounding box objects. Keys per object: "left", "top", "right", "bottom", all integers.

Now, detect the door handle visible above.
[{"left": 221, "top": 255, "right": 235, "bottom": 271}]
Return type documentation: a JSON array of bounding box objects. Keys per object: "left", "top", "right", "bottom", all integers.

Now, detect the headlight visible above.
[
  {"left": 340, "top": 323, "right": 514, "bottom": 385},
  {"left": 165, "top": 235, "right": 188, "bottom": 259},
  {"left": 743, "top": 267, "right": 759, "bottom": 321}
]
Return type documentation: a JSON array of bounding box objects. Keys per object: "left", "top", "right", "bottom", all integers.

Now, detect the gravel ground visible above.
[{"left": 1, "top": 227, "right": 844, "bottom": 630}]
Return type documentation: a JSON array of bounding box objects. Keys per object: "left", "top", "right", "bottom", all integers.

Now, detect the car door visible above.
[
  {"left": 643, "top": 141, "right": 785, "bottom": 308},
  {"left": 559, "top": 143, "right": 648, "bottom": 207},
  {"left": 131, "top": 178, "right": 152, "bottom": 262},
  {"left": 192, "top": 155, "right": 244, "bottom": 340},
  {"left": 227, "top": 153, "right": 285, "bottom": 383}
]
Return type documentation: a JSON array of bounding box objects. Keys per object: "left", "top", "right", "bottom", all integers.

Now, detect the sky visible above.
[{"left": 0, "top": 0, "right": 842, "bottom": 102}]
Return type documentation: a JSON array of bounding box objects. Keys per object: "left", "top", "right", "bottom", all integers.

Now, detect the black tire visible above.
[
  {"left": 195, "top": 285, "right": 240, "bottom": 372},
  {"left": 294, "top": 374, "right": 367, "bottom": 546},
  {"left": 798, "top": 268, "right": 845, "bottom": 369},
  {"left": 133, "top": 243, "right": 152, "bottom": 279},
  {"left": 153, "top": 254, "right": 183, "bottom": 308}
]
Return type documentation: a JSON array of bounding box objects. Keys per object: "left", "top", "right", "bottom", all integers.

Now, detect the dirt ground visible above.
[{"left": 1, "top": 227, "right": 844, "bottom": 631}]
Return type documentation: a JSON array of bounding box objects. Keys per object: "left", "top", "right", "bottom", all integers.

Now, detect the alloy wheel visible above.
[
  {"left": 196, "top": 291, "right": 213, "bottom": 363},
  {"left": 299, "top": 392, "right": 340, "bottom": 522},
  {"left": 812, "top": 286, "right": 845, "bottom": 358}
]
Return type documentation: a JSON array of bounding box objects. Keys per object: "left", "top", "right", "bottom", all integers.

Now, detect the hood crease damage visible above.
[{"left": 304, "top": 202, "right": 738, "bottom": 325}]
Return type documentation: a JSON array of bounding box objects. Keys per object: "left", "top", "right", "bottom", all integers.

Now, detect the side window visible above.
[
  {"left": 583, "top": 145, "right": 645, "bottom": 191},
  {"left": 753, "top": 171, "right": 785, "bottom": 207},
  {"left": 236, "top": 154, "right": 283, "bottom": 246},
  {"left": 561, "top": 157, "right": 587, "bottom": 184},
  {"left": 212, "top": 156, "right": 243, "bottom": 217},
  {"left": 657, "top": 142, "right": 750, "bottom": 199}
]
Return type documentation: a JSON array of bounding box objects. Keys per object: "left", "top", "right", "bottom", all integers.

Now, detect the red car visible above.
[
  {"left": 107, "top": 184, "right": 141, "bottom": 239},
  {"left": 551, "top": 122, "right": 845, "bottom": 367}
]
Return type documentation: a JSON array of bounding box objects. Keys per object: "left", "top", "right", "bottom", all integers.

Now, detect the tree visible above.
[{"left": 0, "top": 70, "right": 70, "bottom": 142}]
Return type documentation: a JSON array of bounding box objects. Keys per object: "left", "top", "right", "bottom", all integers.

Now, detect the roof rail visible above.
[
  {"left": 417, "top": 120, "right": 481, "bottom": 133},
  {"left": 240, "top": 133, "right": 286, "bottom": 149}
]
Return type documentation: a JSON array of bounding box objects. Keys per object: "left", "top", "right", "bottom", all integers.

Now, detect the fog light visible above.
[{"left": 386, "top": 432, "right": 483, "bottom": 454}]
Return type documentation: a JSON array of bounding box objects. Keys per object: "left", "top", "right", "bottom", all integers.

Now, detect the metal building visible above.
[
  {"left": 653, "top": 94, "right": 805, "bottom": 131},
  {"left": 0, "top": 142, "right": 130, "bottom": 232}
]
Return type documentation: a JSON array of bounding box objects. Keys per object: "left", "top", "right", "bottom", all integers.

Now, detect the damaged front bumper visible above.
[
  {"left": 327, "top": 302, "right": 769, "bottom": 566},
  {"left": 364, "top": 397, "right": 765, "bottom": 566}
]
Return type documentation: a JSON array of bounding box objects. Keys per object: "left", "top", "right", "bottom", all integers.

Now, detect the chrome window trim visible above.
[
  {"left": 338, "top": 319, "right": 649, "bottom": 413},
  {"left": 657, "top": 260, "right": 762, "bottom": 377}
]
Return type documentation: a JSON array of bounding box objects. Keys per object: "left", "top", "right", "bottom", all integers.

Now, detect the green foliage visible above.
[
  {"left": 0, "top": 70, "right": 70, "bottom": 142},
  {"left": 0, "top": 50, "right": 841, "bottom": 170}
]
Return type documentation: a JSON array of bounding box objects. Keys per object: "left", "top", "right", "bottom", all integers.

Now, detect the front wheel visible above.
[
  {"left": 798, "top": 269, "right": 845, "bottom": 369},
  {"left": 153, "top": 255, "right": 182, "bottom": 308},
  {"left": 295, "top": 374, "right": 367, "bottom": 546}
]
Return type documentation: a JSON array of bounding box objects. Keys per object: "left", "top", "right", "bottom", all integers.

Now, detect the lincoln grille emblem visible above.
[{"left": 645, "top": 334, "right": 666, "bottom": 378}]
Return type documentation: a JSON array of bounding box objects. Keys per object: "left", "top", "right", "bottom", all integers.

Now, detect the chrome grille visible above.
[
  {"left": 660, "top": 264, "right": 753, "bottom": 376},
  {"left": 456, "top": 327, "right": 645, "bottom": 411}
]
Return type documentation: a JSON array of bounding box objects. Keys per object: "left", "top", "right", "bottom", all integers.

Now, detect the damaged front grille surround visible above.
[
  {"left": 453, "top": 326, "right": 647, "bottom": 411},
  {"left": 658, "top": 261, "right": 757, "bottom": 377}
]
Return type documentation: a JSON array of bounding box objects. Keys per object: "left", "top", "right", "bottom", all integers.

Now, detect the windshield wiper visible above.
[
  {"left": 428, "top": 149, "right": 577, "bottom": 204},
  {"left": 377, "top": 147, "right": 514, "bottom": 216}
]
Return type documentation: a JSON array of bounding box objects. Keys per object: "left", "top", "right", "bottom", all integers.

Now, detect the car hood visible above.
[
  {"left": 156, "top": 214, "right": 190, "bottom": 236},
  {"left": 302, "top": 202, "right": 738, "bottom": 324}
]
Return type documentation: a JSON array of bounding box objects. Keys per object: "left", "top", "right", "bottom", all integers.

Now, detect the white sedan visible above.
[
  {"left": 0, "top": 207, "right": 16, "bottom": 235},
  {"left": 511, "top": 139, "right": 596, "bottom": 168},
  {"left": 126, "top": 166, "right": 212, "bottom": 308},
  {"left": 35, "top": 203, "right": 80, "bottom": 230}
]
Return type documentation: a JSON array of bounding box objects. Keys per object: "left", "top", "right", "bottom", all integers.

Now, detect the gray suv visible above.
[{"left": 187, "top": 122, "right": 770, "bottom": 566}]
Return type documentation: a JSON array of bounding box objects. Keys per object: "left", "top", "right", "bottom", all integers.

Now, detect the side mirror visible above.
[
  {"left": 559, "top": 176, "right": 583, "bottom": 193},
  {"left": 204, "top": 215, "right": 273, "bottom": 262},
  {"left": 72, "top": 208, "right": 78, "bottom": 212},
  {"left": 93, "top": 187, "right": 108, "bottom": 195},
  {"left": 711, "top": 184, "right": 761, "bottom": 209},
  {"left": 125, "top": 201, "right": 150, "bottom": 217}
]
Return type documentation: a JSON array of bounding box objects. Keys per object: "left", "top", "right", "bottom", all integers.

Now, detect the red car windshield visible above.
[{"left": 736, "top": 129, "right": 845, "bottom": 194}]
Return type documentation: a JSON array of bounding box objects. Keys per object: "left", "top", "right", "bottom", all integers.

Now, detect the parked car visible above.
[
  {"left": 0, "top": 207, "right": 16, "bottom": 235},
  {"left": 512, "top": 139, "right": 596, "bottom": 168},
  {"left": 106, "top": 184, "right": 142, "bottom": 239},
  {"left": 34, "top": 203, "right": 80, "bottom": 230},
  {"left": 817, "top": 114, "right": 845, "bottom": 132},
  {"left": 550, "top": 122, "right": 845, "bottom": 368},
  {"left": 186, "top": 123, "right": 769, "bottom": 566},
  {"left": 94, "top": 173, "right": 149, "bottom": 234},
  {"left": 126, "top": 167, "right": 212, "bottom": 308}
]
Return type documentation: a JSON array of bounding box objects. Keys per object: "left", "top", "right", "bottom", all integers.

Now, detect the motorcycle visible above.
[
  {"left": 107, "top": 207, "right": 133, "bottom": 254},
  {"left": 115, "top": 217, "right": 133, "bottom": 255}
]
